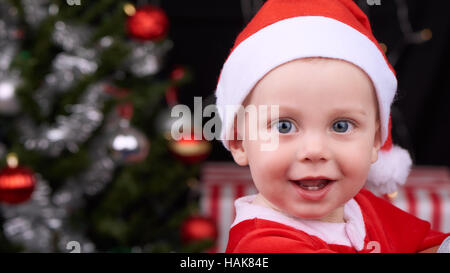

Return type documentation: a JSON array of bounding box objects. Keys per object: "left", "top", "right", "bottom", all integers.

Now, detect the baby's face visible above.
[{"left": 229, "top": 58, "right": 381, "bottom": 222}]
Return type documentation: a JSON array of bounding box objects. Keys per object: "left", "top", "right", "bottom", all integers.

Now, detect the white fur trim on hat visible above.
[{"left": 366, "top": 145, "right": 413, "bottom": 195}]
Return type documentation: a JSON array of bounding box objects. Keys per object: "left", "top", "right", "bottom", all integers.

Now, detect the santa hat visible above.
[{"left": 214, "top": 0, "right": 412, "bottom": 195}]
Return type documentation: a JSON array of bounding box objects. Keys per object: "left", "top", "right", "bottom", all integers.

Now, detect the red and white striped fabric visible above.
[
  {"left": 386, "top": 167, "right": 450, "bottom": 233},
  {"left": 200, "top": 162, "right": 258, "bottom": 253},
  {"left": 200, "top": 162, "right": 450, "bottom": 253}
]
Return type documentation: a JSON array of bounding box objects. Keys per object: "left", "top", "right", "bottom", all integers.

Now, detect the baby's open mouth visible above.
[{"left": 290, "top": 179, "right": 335, "bottom": 191}]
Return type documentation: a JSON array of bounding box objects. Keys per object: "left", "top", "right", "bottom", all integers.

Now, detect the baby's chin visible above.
[
  {"left": 283, "top": 202, "right": 345, "bottom": 223},
  {"left": 252, "top": 193, "right": 345, "bottom": 222}
]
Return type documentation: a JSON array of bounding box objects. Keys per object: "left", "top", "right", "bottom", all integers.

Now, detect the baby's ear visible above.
[
  {"left": 229, "top": 138, "right": 248, "bottom": 166},
  {"left": 371, "top": 120, "right": 382, "bottom": 163},
  {"left": 228, "top": 123, "right": 249, "bottom": 166},
  {"left": 227, "top": 116, "right": 249, "bottom": 166}
]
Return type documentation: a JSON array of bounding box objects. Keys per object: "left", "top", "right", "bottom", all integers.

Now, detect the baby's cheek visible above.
[
  {"left": 258, "top": 149, "right": 288, "bottom": 176},
  {"left": 249, "top": 147, "right": 288, "bottom": 182},
  {"left": 336, "top": 143, "right": 373, "bottom": 179}
]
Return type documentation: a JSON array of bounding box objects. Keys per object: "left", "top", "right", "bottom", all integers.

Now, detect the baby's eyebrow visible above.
[
  {"left": 329, "top": 107, "right": 367, "bottom": 116},
  {"left": 276, "top": 105, "right": 368, "bottom": 117}
]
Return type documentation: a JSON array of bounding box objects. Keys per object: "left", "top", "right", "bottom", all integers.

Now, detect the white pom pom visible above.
[{"left": 366, "top": 145, "right": 413, "bottom": 195}]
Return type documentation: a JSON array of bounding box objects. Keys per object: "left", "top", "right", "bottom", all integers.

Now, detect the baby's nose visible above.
[{"left": 296, "top": 134, "right": 330, "bottom": 163}]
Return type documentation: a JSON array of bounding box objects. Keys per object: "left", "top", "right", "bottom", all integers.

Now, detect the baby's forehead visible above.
[
  {"left": 238, "top": 58, "right": 379, "bottom": 123},
  {"left": 258, "top": 57, "right": 370, "bottom": 83},
  {"left": 245, "top": 58, "right": 376, "bottom": 102}
]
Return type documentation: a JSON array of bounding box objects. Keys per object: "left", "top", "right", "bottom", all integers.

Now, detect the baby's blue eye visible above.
[
  {"left": 332, "top": 120, "right": 354, "bottom": 133},
  {"left": 275, "top": 120, "right": 295, "bottom": 134}
]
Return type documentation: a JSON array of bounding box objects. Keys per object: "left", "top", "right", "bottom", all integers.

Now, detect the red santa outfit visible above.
[{"left": 226, "top": 189, "right": 449, "bottom": 253}]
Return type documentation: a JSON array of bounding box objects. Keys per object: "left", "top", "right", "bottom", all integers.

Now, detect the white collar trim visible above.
[{"left": 231, "top": 195, "right": 366, "bottom": 251}]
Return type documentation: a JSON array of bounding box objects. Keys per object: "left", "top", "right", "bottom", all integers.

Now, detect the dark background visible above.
[{"left": 160, "top": 0, "right": 450, "bottom": 167}]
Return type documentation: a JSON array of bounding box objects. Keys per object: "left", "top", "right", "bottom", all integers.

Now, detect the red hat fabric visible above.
[{"left": 215, "top": 0, "right": 412, "bottom": 194}]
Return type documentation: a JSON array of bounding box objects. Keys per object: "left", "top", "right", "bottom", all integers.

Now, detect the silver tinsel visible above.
[
  {"left": 52, "top": 21, "right": 92, "bottom": 52},
  {"left": 33, "top": 22, "right": 115, "bottom": 116},
  {"left": 52, "top": 145, "right": 116, "bottom": 199},
  {"left": 1, "top": 177, "right": 61, "bottom": 252},
  {"left": 0, "top": 1, "right": 19, "bottom": 43},
  {"left": 49, "top": 51, "right": 98, "bottom": 88},
  {"left": 77, "top": 149, "right": 116, "bottom": 196},
  {"left": 124, "top": 39, "right": 173, "bottom": 77},
  {"left": 18, "top": 82, "right": 111, "bottom": 156},
  {"left": 21, "top": 0, "right": 51, "bottom": 29},
  {"left": 0, "top": 1, "right": 20, "bottom": 71},
  {"left": 0, "top": 43, "right": 18, "bottom": 71},
  {"left": 0, "top": 70, "right": 21, "bottom": 115},
  {"left": 1, "top": 175, "right": 96, "bottom": 253},
  {"left": 33, "top": 21, "right": 97, "bottom": 116},
  {"left": 33, "top": 50, "right": 99, "bottom": 115}
]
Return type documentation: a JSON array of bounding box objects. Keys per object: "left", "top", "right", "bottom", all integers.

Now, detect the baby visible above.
[{"left": 214, "top": 0, "right": 450, "bottom": 252}]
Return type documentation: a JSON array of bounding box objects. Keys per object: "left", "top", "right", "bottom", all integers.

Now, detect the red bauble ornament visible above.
[
  {"left": 164, "top": 86, "right": 178, "bottom": 107},
  {"left": 180, "top": 215, "right": 217, "bottom": 244},
  {"left": 168, "top": 133, "right": 211, "bottom": 164},
  {"left": 0, "top": 166, "right": 36, "bottom": 204},
  {"left": 170, "top": 65, "right": 186, "bottom": 82},
  {"left": 126, "top": 5, "right": 169, "bottom": 41}
]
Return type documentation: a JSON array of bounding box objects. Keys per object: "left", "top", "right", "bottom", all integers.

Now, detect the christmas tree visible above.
[{"left": 0, "top": 0, "right": 215, "bottom": 253}]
